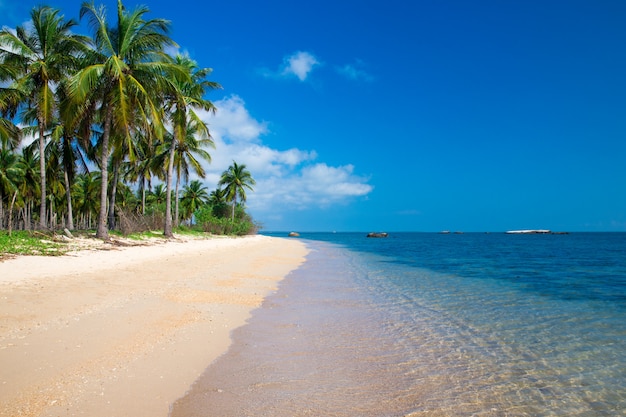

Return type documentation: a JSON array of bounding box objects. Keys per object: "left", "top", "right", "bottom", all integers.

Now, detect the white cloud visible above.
[
  {"left": 336, "top": 60, "right": 374, "bottom": 82},
  {"left": 194, "top": 95, "right": 373, "bottom": 215},
  {"left": 206, "top": 95, "right": 268, "bottom": 143},
  {"left": 259, "top": 51, "right": 321, "bottom": 81},
  {"left": 281, "top": 51, "right": 320, "bottom": 81}
]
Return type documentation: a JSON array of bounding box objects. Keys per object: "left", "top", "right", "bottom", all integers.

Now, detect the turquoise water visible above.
[{"left": 171, "top": 232, "right": 626, "bottom": 416}]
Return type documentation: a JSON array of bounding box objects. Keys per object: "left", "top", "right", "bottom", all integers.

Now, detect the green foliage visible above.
[
  {"left": 0, "top": 4, "right": 265, "bottom": 240},
  {"left": 0, "top": 230, "right": 66, "bottom": 257},
  {"left": 193, "top": 204, "right": 257, "bottom": 236}
]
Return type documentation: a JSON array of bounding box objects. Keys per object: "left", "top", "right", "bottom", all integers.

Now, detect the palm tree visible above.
[
  {"left": 162, "top": 54, "right": 219, "bottom": 237},
  {"left": 0, "top": 59, "right": 22, "bottom": 149},
  {"left": 179, "top": 179, "right": 209, "bottom": 223},
  {"left": 0, "top": 85, "right": 22, "bottom": 151},
  {"left": 49, "top": 76, "right": 95, "bottom": 231},
  {"left": 157, "top": 120, "right": 214, "bottom": 228},
  {"left": 0, "top": 6, "right": 88, "bottom": 229},
  {"left": 72, "top": 172, "right": 100, "bottom": 229},
  {"left": 0, "top": 147, "right": 27, "bottom": 229},
  {"left": 218, "top": 161, "right": 256, "bottom": 221},
  {"left": 16, "top": 146, "right": 40, "bottom": 229},
  {"left": 147, "top": 183, "right": 167, "bottom": 207},
  {"left": 208, "top": 187, "right": 229, "bottom": 218},
  {"left": 70, "top": 0, "right": 177, "bottom": 239},
  {"left": 123, "top": 134, "right": 164, "bottom": 215}
]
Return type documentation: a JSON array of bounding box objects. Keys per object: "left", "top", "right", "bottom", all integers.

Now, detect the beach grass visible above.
[
  {"left": 0, "top": 227, "right": 231, "bottom": 261},
  {"left": 0, "top": 230, "right": 67, "bottom": 258}
]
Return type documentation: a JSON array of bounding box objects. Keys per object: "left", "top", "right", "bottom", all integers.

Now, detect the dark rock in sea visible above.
[
  {"left": 367, "top": 232, "right": 388, "bottom": 238},
  {"left": 288, "top": 232, "right": 300, "bottom": 237}
]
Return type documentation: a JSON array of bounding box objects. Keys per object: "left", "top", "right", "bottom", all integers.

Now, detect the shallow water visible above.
[{"left": 171, "top": 233, "right": 626, "bottom": 416}]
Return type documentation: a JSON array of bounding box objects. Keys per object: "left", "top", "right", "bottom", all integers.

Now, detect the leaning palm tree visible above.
[
  {"left": 162, "top": 54, "right": 219, "bottom": 237},
  {"left": 218, "top": 161, "right": 256, "bottom": 221},
  {"left": 0, "top": 6, "right": 88, "bottom": 229},
  {"left": 70, "top": 0, "right": 177, "bottom": 239}
]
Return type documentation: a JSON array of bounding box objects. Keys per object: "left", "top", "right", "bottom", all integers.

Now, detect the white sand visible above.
[{"left": 0, "top": 234, "right": 308, "bottom": 417}]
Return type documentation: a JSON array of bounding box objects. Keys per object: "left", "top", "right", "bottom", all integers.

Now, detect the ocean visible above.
[{"left": 171, "top": 232, "right": 626, "bottom": 416}]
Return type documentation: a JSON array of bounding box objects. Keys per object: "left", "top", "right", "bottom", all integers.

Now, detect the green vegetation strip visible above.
[{"left": 0, "top": 231, "right": 67, "bottom": 257}]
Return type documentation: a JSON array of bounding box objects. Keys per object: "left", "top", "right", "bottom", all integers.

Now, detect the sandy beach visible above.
[{"left": 0, "top": 234, "right": 308, "bottom": 417}]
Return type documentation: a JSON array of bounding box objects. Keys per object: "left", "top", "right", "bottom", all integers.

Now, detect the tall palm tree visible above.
[
  {"left": 162, "top": 54, "right": 219, "bottom": 237},
  {"left": 173, "top": 126, "right": 213, "bottom": 227},
  {"left": 17, "top": 146, "right": 40, "bottom": 229},
  {"left": 218, "top": 161, "right": 256, "bottom": 221},
  {"left": 123, "top": 133, "right": 164, "bottom": 215},
  {"left": 0, "top": 6, "right": 88, "bottom": 229},
  {"left": 70, "top": 0, "right": 177, "bottom": 239},
  {"left": 49, "top": 76, "right": 95, "bottom": 231},
  {"left": 157, "top": 120, "right": 214, "bottom": 228},
  {"left": 179, "top": 179, "right": 209, "bottom": 223}
]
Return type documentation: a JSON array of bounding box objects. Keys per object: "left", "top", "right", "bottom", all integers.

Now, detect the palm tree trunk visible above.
[
  {"left": 164, "top": 134, "right": 177, "bottom": 238},
  {"left": 96, "top": 105, "right": 112, "bottom": 239},
  {"left": 64, "top": 165, "right": 74, "bottom": 230},
  {"left": 108, "top": 159, "right": 119, "bottom": 230},
  {"left": 38, "top": 119, "right": 47, "bottom": 229},
  {"left": 231, "top": 193, "right": 237, "bottom": 222},
  {"left": 0, "top": 189, "right": 4, "bottom": 229},
  {"left": 174, "top": 175, "right": 180, "bottom": 228},
  {"left": 8, "top": 190, "right": 17, "bottom": 236},
  {"left": 141, "top": 178, "right": 146, "bottom": 215}
]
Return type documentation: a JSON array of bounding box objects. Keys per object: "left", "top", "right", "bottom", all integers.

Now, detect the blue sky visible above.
[{"left": 3, "top": 0, "right": 626, "bottom": 232}]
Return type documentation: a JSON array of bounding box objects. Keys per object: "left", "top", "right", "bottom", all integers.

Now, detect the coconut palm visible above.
[
  {"left": 123, "top": 133, "right": 164, "bottom": 215},
  {"left": 0, "top": 148, "right": 23, "bottom": 229},
  {"left": 16, "top": 146, "right": 40, "bottom": 229},
  {"left": 208, "top": 187, "right": 229, "bottom": 218},
  {"left": 147, "top": 183, "right": 168, "bottom": 207},
  {"left": 0, "top": 85, "right": 22, "bottom": 151},
  {"left": 72, "top": 172, "right": 100, "bottom": 229},
  {"left": 0, "top": 6, "right": 88, "bottom": 229},
  {"left": 48, "top": 76, "right": 96, "bottom": 231},
  {"left": 162, "top": 54, "right": 219, "bottom": 237},
  {"left": 157, "top": 119, "right": 214, "bottom": 228},
  {"left": 179, "top": 179, "right": 209, "bottom": 223},
  {"left": 70, "top": 0, "right": 177, "bottom": 239},
  {"left": 218, "top": 161, "right": 255, "bottom": 221}
]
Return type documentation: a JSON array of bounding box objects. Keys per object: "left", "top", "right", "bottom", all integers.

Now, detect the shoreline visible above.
[{"left": 0, "top": 234, "right": 309, "bottom": 417}]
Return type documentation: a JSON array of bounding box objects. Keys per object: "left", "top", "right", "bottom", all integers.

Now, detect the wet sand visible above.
[{"left": 0, "top": 234, "right": 308, "bottom": 417}]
